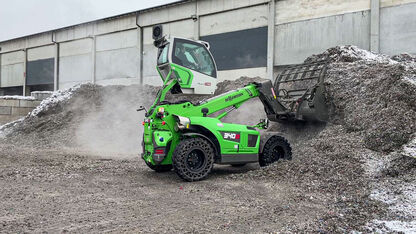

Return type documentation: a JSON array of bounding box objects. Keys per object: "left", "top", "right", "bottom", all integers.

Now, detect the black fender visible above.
[
  {"left": 182, "top": 132, "right": 215, "bottom": 146},
  {"left": 259, "top": 131, "right": 289, "bottom": 154},
  {"left": 182, "top": 128, "right": 221, "bottom": 161}
]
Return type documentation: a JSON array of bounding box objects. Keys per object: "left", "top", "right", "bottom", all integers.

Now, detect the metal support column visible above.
[
  {"left": 91, "top": 36, "right": 96, "bottom": 84},
  {"left": 267, "top": 0, "right": 276, "bottom": 80},
  {"left": 0, "top": 53, "right": 2, "bottom": 89},
  {"left": 370, "top": 0, "right": 380, "bottom": 53},
  {"left": 23, "top": 49, "right": 28, "bottom": 96},
  {"left": 53, "top": 43, "right": 59, "bottom": 91},
  {"left": 137, "top": 27, "right": 144, "bottom": 85},
  {"left": 136, "top": 12, "right": 144, "bottom": 85}
]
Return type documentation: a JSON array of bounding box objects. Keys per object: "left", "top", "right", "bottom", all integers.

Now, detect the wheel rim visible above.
[
  {"left": 186, "top": 149, "right": 205, "bottom": 172},
  {"left": 271, "top": 145, "right": 285, "bottom": 162}
]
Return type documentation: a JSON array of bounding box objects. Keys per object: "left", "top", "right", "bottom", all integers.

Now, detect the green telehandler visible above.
[{"left": 139, "top": 25, "right": 329, "bottom": 181}]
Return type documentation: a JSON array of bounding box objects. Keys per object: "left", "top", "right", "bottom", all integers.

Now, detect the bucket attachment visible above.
[{"left": 273, "top": 59, "right": 330, "bottom": 122}]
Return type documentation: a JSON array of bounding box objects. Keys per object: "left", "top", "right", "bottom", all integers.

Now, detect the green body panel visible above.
[
  {"left": 171, "top": 64, "right": 193, "bottom": 88},
  {"left": 154, "top": 131, "right": 173, "bottom": 146},
  {"left": 188, "top": 117, "right": 260, "bottom": 155}
]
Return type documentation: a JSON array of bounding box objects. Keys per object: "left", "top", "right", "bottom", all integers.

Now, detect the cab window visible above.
[
  {"left": 157, "top": 44, "right": 169, "bottom": 65},
  {"left": 172, "top": 39, "right": 216, "bottom": 78}
]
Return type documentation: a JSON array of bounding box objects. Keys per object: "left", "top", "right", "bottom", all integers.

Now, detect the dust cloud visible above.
[{"left": 75, "top": 85, "right": 156, "bottom": 157}]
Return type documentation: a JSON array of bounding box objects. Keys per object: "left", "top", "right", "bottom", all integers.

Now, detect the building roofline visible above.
[{"left": 0, "top": 0, "right": 189, "bottom": 44}]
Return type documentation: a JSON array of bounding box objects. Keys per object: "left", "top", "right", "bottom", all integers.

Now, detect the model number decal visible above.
[
  {"left": 220, "top": 132, "right": 241, "bottom": 143},
  {"left": 224, "top": 133, "right": 239, "bottom": 139}
]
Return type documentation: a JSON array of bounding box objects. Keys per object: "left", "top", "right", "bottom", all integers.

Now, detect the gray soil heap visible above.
[
  {"left": 239, "top": 45, "right": 416, "bottom": 232},
  {"left": 0, "top": 46, "right": 415, "bottom": 233}
]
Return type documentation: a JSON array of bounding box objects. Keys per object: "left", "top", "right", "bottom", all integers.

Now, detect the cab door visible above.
[{"left": 170, "top": 37, "right": 217, "bottom": 95}]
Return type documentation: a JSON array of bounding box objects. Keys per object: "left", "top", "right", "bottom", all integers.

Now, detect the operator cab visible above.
[{"left": 153, "top": 25, "right": 217, "bottom": 95}]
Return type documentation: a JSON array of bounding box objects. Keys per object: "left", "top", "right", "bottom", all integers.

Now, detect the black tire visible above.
[
  {"left": 172, "top": 137, "right": 215, "bottom": 182},
  {"left": 145, "top": 161, "right": 173, "bottom": 172},
  {"left": 259, "top": 135, "right": 292, "bottom": 167},
  {"left": 230, "top": 163, "right": 247, "bottom": 167}
]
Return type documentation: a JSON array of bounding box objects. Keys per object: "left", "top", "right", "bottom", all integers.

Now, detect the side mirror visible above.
[
  {"left": 152, "top": 25, "right": 163, "bottom": 40},
  {"left": 137, "top": 106, "right": 147, "bottom": 112},
  {"left": 153, "top": 24, "right": 166, "bottom": 48}
]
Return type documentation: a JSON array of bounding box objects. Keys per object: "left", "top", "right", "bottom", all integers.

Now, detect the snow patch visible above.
[
  {"left": 0, "top": 84, "right": 84, "bottom": 137},
  {"left": 308, "top": 45, "right": 399, "bottom": 64},
  {"left": 0, "top": 95, "right": 36, "bottom": 100},
  {"left": 372, "top": 220, "right": 416, "bottom": 233},
  {"left": 337, "top": 45, "right": 397, "bottom": 64},
  {"left": 0, "top": 117, "right": 24, "bottom": 138},
  {"left": 403, "top": 76, "right": 416, "bottom": 87},
  {"left": 30, "top": 84, "right": 81, "bottom": 117},
  {"left": 403, "top": 136, "right": 416, "bottom": 158},
  {"left": 31, "top": 91, "right": 53, "bottom": 94}
]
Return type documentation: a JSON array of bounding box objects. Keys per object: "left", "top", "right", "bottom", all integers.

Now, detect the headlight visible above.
[
  {"left": 156, "top": 107, "right": 165, "bottom": 118},
  {"left": 174, "top": 115, "right": 190, "bottom": 130}
]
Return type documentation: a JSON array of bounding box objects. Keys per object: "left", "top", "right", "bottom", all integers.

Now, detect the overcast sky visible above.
[{"left": 0, "top": 0, "right": 178, "bottom": 42}]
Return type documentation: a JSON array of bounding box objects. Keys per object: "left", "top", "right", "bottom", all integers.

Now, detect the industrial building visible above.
[{"left": 0, "top": 0, "right": 415, "bottom": 96}]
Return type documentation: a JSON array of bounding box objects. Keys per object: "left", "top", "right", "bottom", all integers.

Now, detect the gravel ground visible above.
[
  {"left": 0, "top": 144, "right": 332, "bottom": 233},
  {"left": 0, "top": 46, "right": 415, "bottom": 233}
]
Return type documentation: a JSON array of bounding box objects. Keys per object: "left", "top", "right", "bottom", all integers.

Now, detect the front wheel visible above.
[
  {"left": 172, "top": 137, "right": 215, "bottom": 181},
  {"left": 259, "top": 135, "right": 292, "bottom": 167}
]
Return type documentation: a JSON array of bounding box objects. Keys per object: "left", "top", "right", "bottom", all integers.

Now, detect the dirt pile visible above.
[
  {"left": 233, "top": 45, "right": 416, "bottom": 232},
  {"left": 0, "top": 84, "right": 159, "bottom": 154},
  {"left": 0, "top": 84, "right": 101, "bottom": 147}
]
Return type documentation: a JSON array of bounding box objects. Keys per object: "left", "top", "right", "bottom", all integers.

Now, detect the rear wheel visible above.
[
  {"left": 145, "top": 161, "right": 173, "bottom": 172},
  {"left": 172, "top": 137, "right": 215, "bottom": 181},
  {"left": 259, "top": 136, "right": 292, "bottom": 167}
]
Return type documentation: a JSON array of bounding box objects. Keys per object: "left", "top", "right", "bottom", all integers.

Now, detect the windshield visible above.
[{"left": 172, "top": 39, "right": 216, "bottom": 78}]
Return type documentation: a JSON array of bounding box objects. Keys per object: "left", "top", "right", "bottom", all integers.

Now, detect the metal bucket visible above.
[{"left": 273, "top": 59, "right": 330, "bottom": 122}]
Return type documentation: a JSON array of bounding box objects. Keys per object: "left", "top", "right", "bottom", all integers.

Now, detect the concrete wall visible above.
[
  {"left": 59, "top": 38, "right": 92, "bottom": 89},
  {"left": 275, "top": 10, "right": 371, "bottom": 65},
  {"left": 138, "top": 1, "right": 195, "bottom": 25},
  {"left": 0, "top": 98, "right": 41, "bottom": 125},
  {"left": 273, "top": 0, "right": 416, "bottom": 65},
  {"left": 380, "top": 3, "right": 416, "bottom": 55},
  {"left": 198, "top": 0, "right": 269, "bottom": 15},
  {"left": 275, "top": 0, "right": 370, "bottom": 24},
  {"left": 0, "top": 32, "right": 52, "bottom": 53},
  {"left": 0, "top": 51, "right": 25, "bottom": 87},
  {"left": 55, "top": 14, "right": 136, "bottom": 42},
  {"left": 199, "top": 4, "right": 268, "bottom": 36},
  {"left": 95, "top": 29, "right": 140, "bottom": 86}
]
